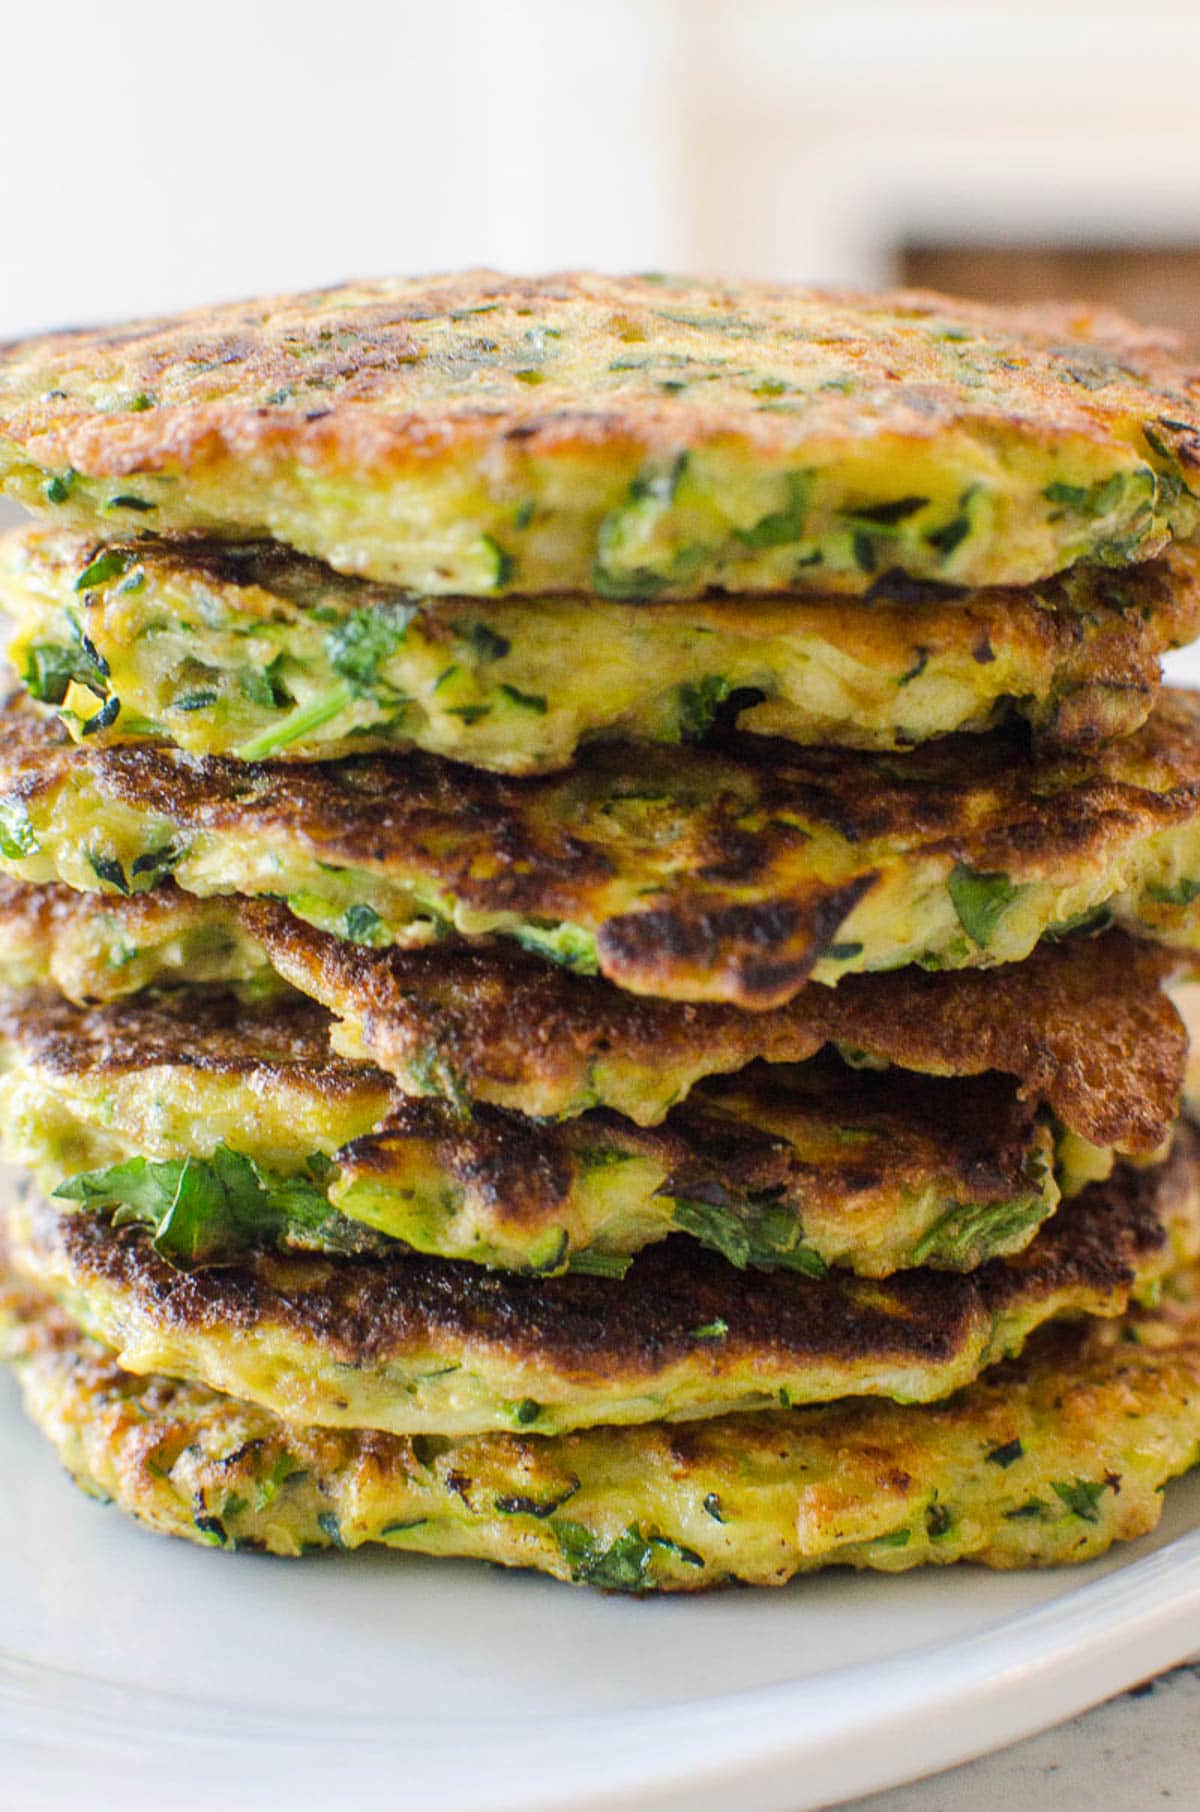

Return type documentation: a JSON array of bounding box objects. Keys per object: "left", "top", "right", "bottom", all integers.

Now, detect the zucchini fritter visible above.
[
  {"left": 0, "top": 873, "right": 276, "bottom": 1001},
  {"left": 0, "top": 989, "right": 392, "bottom": 1249},
  {"left": 0, "top": 988, "right": 1071, "bottom": 1278},
  {"left": 6, "top": 527, "right": 1200, "bottom": 764},
  {"left": 0, "top": 275, "right": 1197, "bottom": 597},
  {"left": 9, "top": 1131, "right": 1197, "bottom": 1437},
  {"left": 6, "top": 691, "right": 1200, "bottom": 1003},
  {"left": 6, "top": 1237, "right": 1200, "bottom": 1590},
  {"left": 0, "top": 879, "right": 1181, "bottom": 1143},
  {"left": 257, "top": 910, "right": 1186, "bottom": 1140},
  {"left": 339, "top": 1064, "right": 1067, "bottom": 1278}
]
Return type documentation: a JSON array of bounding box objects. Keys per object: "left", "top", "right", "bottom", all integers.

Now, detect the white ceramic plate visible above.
[
  {"left": 7, "top": 659, "right": 1200, "bottom": 1812},
  {"left": 4, "top": 1334, "right": 1200, "bottom": 1812}
]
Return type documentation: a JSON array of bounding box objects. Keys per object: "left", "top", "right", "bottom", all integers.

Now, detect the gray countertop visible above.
[{"left": 835, "top": 1660, "right": 1200, "bottom": 1810}]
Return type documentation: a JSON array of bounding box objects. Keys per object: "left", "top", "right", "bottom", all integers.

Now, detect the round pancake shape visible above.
[
  {"left": 6, "top": 1242, "right": 1200, "bottom": 1590},
  {"left": 0, "top": 276, "right": 1197, "bottom": 597},
  {"left": 0, "top": 880, "right": 1182, "bottom": 1147},
  {"left": 6, "top": 527, "right": 1200, "bottom": 766},
  {"left": 254, "top": 911, "right": 1185, "bottom": 1143},
  {"left": 6, "top": 692, "right": 1200, "bottom": 1004},
  {"left": 0, "top": 981, "right": 1068, "bottom": 1276},
  {"left": 8, "top": 1129, "right": 1198, "bottom": 1438}
]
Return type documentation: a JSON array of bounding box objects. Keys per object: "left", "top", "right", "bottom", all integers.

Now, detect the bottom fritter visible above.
[{"left": 3, "top": 1250, "right": 1199, "bottom": 1592}]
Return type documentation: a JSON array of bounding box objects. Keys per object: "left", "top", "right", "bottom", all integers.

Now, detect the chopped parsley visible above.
[
  {"left": 676, "top": 675, "right": 732, "bottom": 741},
  {"left": 925, "top": 1502, "right": 953, "bottom": 1539},
  {"left": 238, "top": 655, "right": 292, "bottom": 711},
  {"left": 909, "top": 1193, "right": 1048, "bottom": 1271},
  {"left": 871, "top": 1527, "right": 912, "bottom": 1550},
  {"left": 734, "top": 472, "right": 809, "bottom": 549},
  {"left": 550, "top": 1519, "right": 704, "bottom": 1591},
  {"left": 673, "top": 1195, "right": 828, "bottom": 1276},
  {"left": 344, "top": 903, "right": 386, "bottom": 945},
  {"left": 79, "top": 694, "right": 120, "bottom": 735},
  {"left": 44, "top": 469, "right": 78, "bottom": 505},
  {"left": 457, "top": 622, "right": 511, "bottom": 663},
  {"left": 236, "top": 601, "right": 417, "bottom": 758},
  {"left": 75, "top": 549, "right": 134, "bottom": 593},
  {"left": 1051, "top": 1477, "right": 1108, "bottom": 1523},
  {"left": 947, "top": 862, "right": 1024, "bottom": 948},
  {"left": 1146, "top": 877, "right": 1200, "bottom": 907},
  {"left": 851, "top": 530, "right": 877, "bottom": 573},
  {"left": 845, "top": 495, "right": 929, "bottom": 526},
  {"left": 482, "top": 535, "right": 517, "bottom": 588},
  {"left": 327, "top": 601, "right": 417, "bottom": 692},
  {"left": 494, "top": 1484, "right": 579, "bottom": 1519},
  {"left": 1044, "top": 474, "right": 1127, "bottom": 518},
  {"left": 54, "top": 1145, "right": 377, "bottom": 1267},
  {"left": 498, "top": 683, "right": 547, "bottom": 714},
  {"left": 22, "top": 623, "right": 111, "bottom": 708},
  {"left": 86, "top": 851, "right": 130, "bottom": 894},
  {"left": 925, "top": 514, "right": 972, "bottom": 557},
  {"left": 129, "top": 844, "right": 181, "bottom": 883},
  {"left": 511, "top": 921, "right": 598, "bottom": 974},
  {"left": 317, "top": 1512, "right": 347, "bottom": 1550}
]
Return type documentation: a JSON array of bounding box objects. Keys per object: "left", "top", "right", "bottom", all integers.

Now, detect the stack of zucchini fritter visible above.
[{"left": 2, "top": 274, "right": 1200, "bottom": 1590}]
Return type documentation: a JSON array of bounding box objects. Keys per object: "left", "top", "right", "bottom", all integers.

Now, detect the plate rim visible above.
[{"left": 3, "top": 1519, "right": 1199, "bottom": 1812}]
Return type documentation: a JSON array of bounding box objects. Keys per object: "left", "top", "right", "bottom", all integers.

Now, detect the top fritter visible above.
[{"left": 0, "top": 273, "right": 1197, "bottom": 597}]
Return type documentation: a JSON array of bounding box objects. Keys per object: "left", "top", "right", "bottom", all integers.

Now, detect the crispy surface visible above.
[
  {"left": 0, "top": 985, "right": 393, "bottom": 1176},
  {"left": 0, "top": 984, "right": 347, "bottom": 1081},
  {"left": 0, "top": 976, "right": 1064, "bottom": 1274},
  {"left": 261, "top": 912, "right": 1185, "bottom": 1145},
  {"left": 0, "top": 877, "right": 1181, "bottom": 1147},
  {"left": 339, "top": 1062, "right": 1064, "bottom": 1279},
  {"left": 0, "top": 276, "right": 1197, "bottom": 596},
  {"left": 7, "top": 1247, "right": 1200, "bottom": 1589},
  {"left": 9, "top": 1131, "right": 1197, "bottom": 1437},
  {"left": 7, "top": 525, "right": 1200, "bottom": 765},
  {"left": 7, "top": 690, "right": 1200, "bottom": 1003}
]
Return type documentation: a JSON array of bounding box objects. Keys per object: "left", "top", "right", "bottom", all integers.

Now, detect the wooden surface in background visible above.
[{"left": 902, "top": 246, "right": 1200, "bottom": 350}]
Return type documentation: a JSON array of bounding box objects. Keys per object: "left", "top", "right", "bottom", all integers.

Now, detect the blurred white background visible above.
[{"left": 3, "top": 0, "right": 1200, "bottom": 342}]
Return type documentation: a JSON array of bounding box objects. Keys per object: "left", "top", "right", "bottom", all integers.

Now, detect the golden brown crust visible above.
[
  {"left": 2, "top": 276, "right": 1198, "bottom": 600},
  {"left": 7, "top": 688, "right": 1200, "bottom": 1006},
  {"left": 0, "top": 869, "right": 205, "bottom": 945},
  {"left": 251, "top": 908, "right": 1184, "bottom": 1150},
  {"left": 0, "top": 869, "right": 1181, "bottom": 1149},
  {"left": 0, "top": 978, "right": 1055, "bottom": 1276},
  {"left": 342, "top": 1060, "right": 1046, "bottom": 1237},
  {"left": 0, "top": 986, "right": 374, "bottom": 1089},
  {"left": 71, "top": 695, "right": 1200, "bottom": 888},
  {"left": 7, "top": 1243, "right": 1200, "bottom": 1585},
  {"left": 9, "top": 524, "right": 1200, "bottom": 762},
  {"left": 17, "top": 1130, "right": 1193, "bottom": 1388},
  {"left": 2, "top": 274, "right": 1197, "bottom": 479}
]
